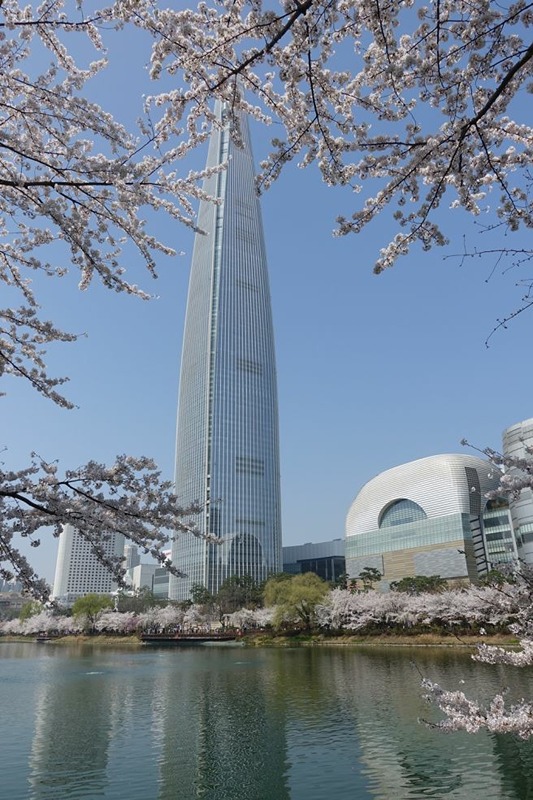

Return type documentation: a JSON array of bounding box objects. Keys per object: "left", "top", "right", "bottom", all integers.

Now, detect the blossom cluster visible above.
[
  {"left": 117, "top": 0, "right": 533, "bottom": 273},
  {"left": 316, "top": 583, "right": 521, "bottom": 633},
  {"left": 1, "top": 0, "right": 532, "bottom": 406},
  {"left": 0, "top": 453, "right": 212, "bottom": 601},
  {"left": 0, "top": 0, "right": 223, "bottom": 405},
  {"left": 0, "top": 601, "right": 274, "bottom": 635}
]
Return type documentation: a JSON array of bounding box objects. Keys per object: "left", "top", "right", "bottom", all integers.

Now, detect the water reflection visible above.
[
  {"left": 328, "top": 647, "right": 533, "bottom": 799},
  {"left": 29, "top": 651, "right": 114, "bottom": 798},
  {"left": 494, "top": 733, "right": 533, "bottom": 799},
  {"left": 2, "top": 642, "right": 533, "bottom": 799},
  {"left": 149, "top": 649, "right": 290, "bottom": 799}
]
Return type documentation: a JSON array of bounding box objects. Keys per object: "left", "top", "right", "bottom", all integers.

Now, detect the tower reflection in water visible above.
[
  {"left": 29, "top": 653, "right": 114, "bottom": 797},
  {"left": 27, "top": 648, "right": 290, "bottom": 799},
  {"left": 18, "top": 645, "right": 533, "bottom": 799},
  {"left": 150, "top": 649, "right": 290, "bottom": 799}
]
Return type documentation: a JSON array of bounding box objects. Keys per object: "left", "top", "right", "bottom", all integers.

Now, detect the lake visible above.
[{"left": 1, "top": 641, "right": 533, "bottom": 799}]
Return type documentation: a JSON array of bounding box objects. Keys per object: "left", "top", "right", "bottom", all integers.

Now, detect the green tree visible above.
[
  {"left": 389, "top": 575, "right": 447, "bottom": 594},
  {"left": 216, "top": 575, "right": 263, "bottom": 615},
  {"left": 478, "top": 569, "right": 515, "bottom": 588},
  {"left": 333, "top": 573, "right": 349, "bottom": 590},
  {"left": 115, "top": 587, "right": 163, "bottom": 614},
  {"left": 264, "top": 573, "right": 329, "bottom": 632},
  {"left": 19, "top": 600, "right": 42, "bottom": 622},
  {"left": 190, "top": 583, "right": 215, "bottom": 608},
  {"left": 262, "top": 572, "right": 293, "bottom": 606},
  {"left": 71, "top": 594, "right": 113, "bottom": 633},
  {"left": 358, "top": 567, "right": 383, "bottom": 591}
]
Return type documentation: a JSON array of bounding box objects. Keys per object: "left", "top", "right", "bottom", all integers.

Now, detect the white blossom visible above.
[
  {"left": 226, "top": 606, "right": 273, "bottom": 628},
  {"left": 95, "top": 610, "right": 138, "bottom": 634},
  {"left": 1, "top": 0, "right": 531, "bottom": 408},
  {"left": 0, "top": 453, "right": 213, "bottom": 601}
]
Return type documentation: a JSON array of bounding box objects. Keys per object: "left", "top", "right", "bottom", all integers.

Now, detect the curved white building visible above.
[
  {"left": 345, "top": 454, "right": 516, "bottom": 586},
  {"left": 503, "top": 419, "right": 533, "bottom": 564}
]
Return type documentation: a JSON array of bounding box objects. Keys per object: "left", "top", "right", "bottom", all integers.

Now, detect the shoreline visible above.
[
  {"left": 245, "top": 632, "right": 519, "bottom": 648},
  {"left": 0, "top": 632, "right": 519, "bottom": 648}
]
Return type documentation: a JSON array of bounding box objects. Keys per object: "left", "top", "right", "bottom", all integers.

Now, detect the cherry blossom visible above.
[
  {"left": 136, "top": 603, "right": 186, "bottom": 632},
  {"left": 226, "top": 606, "right": 274, "bottom": 629},
  {"left": 318, "top": 583, "right": 521, "bottom": 633},
  {"left": 95, "top": 610, "right": 138, "bottom": 634},
  {"left": 120, "top": 0, "right": 533, "bottom": 275},
  {"left": 2, "top": 0, "right": 531, "bottom": 404},
  {"left": 0, "top": 609, "right": 83, "bottom": 636},
  {"left": 422, "top": 680, "right": 533, "bottom": 739},
  {"left": 0, "top": 453, "right": 214, "bottom": 601},
  {"left": 418, "top": 566, "right": 533, "bottom": 738}
]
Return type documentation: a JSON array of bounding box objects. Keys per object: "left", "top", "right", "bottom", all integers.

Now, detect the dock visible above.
[{"left": 140, "top": 632, "right": 240, "bottom": 645}]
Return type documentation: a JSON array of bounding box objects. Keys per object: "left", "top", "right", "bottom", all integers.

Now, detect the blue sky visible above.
[{"left": 3, "top": 20, "right": 532, "bottom": 585}]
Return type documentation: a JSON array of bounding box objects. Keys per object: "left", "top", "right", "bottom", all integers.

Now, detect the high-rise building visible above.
[
  {"left": 502, "top": 418, "right": 533, "bottom": 563},
  {"left": 51, "top": 524, "right": 124, "bottom": 604},
  {"left": 169, "top": 102, "right": 282, "bottom": 601},
  {"left": 123, "top": 543, "right": 141, "bottom": 571}
]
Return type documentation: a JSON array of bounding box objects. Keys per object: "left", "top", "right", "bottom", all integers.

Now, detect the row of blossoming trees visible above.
[{"left": 0, "top": 581, "right": 522, "bottom": 638}]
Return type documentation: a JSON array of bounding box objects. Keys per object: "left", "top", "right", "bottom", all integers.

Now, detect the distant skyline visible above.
[{"left": 3, "top": 30, "right": 532, "bottom": 587}]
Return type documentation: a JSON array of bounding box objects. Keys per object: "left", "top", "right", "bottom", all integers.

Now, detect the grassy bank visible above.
[
  {"left": 0, "top": 634, "right": 143, "bottom": 646},
  {"left": 244, "top": 631, "right": 520, "bottom": 648}
]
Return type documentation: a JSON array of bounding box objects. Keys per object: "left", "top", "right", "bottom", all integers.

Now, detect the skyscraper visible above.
[
  {"left": 169, "top": 102, "right": 282, "bottom": 601},
  {"left": 502, "top": 418, "right": 533, "bottom": 564},
  {"left": 52, "top": 523, "right": 124, "bottom": 604}
]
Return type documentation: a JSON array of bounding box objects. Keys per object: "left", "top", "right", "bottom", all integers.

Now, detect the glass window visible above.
[
  {"left": 379, "top": 499, "right": 427, "bottom": 528},
  {"left": 486, "top": 531, "right": 513, "bottom": 542},
  {"left": 483, "top": 515, "right": 511, "bottom": 529}
]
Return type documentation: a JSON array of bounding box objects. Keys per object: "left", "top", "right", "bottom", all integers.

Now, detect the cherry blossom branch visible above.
[
  {"left": 0, "top": 453, "right": 213, "bottom": 601},
  {"left": 458, "top": 41, "right": 533, "bottom": 143},
  {"left": 208, "top": 0, "right": 315, "bottom": 92}
]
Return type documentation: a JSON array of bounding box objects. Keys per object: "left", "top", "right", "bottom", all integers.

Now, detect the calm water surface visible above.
[{"left": 2, "top": 642, "right": 533, "bottom": 799}]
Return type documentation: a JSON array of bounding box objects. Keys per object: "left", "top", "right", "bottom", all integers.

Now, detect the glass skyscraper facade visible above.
[{"left": 169, "top": 103, "right": 282, "bottom": 601}]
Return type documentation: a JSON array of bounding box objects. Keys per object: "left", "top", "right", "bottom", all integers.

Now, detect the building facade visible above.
[
  {"left": 169, "top": 103, "right": 282, "bottom": 601},
  {"left": 123, "top": 544, "right": 141, "bottom": 571},
  {"left": 283, "top": 539, "right": 345, "bottom": 583},
  {"left": 51, "top": 524, "right": 124, "bottom": 604},
  {"left": 152, "top": 566, "right": 170, "bottom": 599},
  {"left": 126, "top": 563, "right": 158, "bottom": 593},
  {"left": 345, "top": 453, "right": 517, "bottom": 587},
  {"left": 502, "top": 418, "right": 533, "bottom": 564}
]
